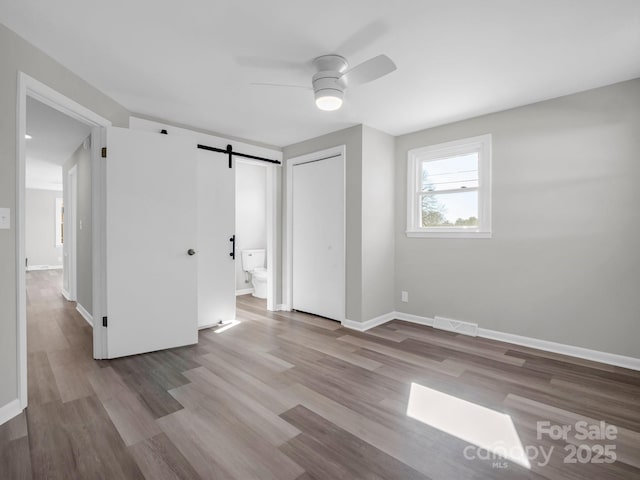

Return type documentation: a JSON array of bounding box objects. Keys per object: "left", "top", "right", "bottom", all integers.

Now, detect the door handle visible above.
[
  {"left": 187, "top": 249, "right": 196, "bottom": 256},
  {"left": 229, "top": 235, "right": 235, "bottom": 259}
]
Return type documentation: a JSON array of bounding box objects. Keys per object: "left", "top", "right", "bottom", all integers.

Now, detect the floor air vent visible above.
[{"left": 433, "top": 316, "right": 478, "bottom": 337}]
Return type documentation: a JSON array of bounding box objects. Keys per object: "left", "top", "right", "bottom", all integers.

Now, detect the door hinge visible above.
[
  {"left": 102, "top": 316, "right": 108, "bottom": 327},
  {"left": 101, "top": 147, "right": 107, "bottom": 158}
]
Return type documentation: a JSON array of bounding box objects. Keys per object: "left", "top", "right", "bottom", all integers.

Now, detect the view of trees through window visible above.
[{"left": 420, "top": 154, "right": 479, "bottom": 227}]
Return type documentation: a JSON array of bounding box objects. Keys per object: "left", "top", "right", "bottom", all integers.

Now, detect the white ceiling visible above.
[
  {"left": 3, "top": 1, "right": 639, "bottom": 147},
  {"left": 26, "top": 97, "right": 91, "bottom": 191}
]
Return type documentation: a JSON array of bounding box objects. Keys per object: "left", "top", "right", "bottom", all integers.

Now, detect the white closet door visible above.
[
  {"left": 292, "top": 155, "right": 345, "bottom": 321},
  {"left": 197, "top": 149, "right": 236, "bottom": 327},
  {"left": 105, "top": 127, "right": 198, "bottom": 358}
]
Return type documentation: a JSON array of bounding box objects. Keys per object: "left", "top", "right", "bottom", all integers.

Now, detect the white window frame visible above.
[{"left": 406, "top": 134, "right": 492, "bottom": 238}]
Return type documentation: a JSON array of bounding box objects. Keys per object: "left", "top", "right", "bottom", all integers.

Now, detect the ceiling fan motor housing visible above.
[{"left": 312, "top": 54, "right": 348, "bottom": 97}]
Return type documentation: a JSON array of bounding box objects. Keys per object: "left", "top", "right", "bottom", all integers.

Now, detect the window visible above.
[{"left": 407, "top": 134, "right": 491, "bottom": 238}]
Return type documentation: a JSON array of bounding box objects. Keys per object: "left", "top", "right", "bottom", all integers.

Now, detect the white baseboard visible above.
[
  {"left": 26, "top": 265, "right": 62, "bottom": 271},
  {"left": 61, "top": 288, "right": 72, "bottom": 301},
  {"left": 342, "top": 312, "right": 398, "bottom": 332},
  {"left": 236, "top": 288, "right": 254, "bottom": 296},
  {"left": 478, "top": 327, "right": 640, "bottom": 371},
  {"left": 394, "top": 311, "right": 434, "bottom": 327},
  {"left": 340, "top": 310, "right": 640, "bottom": 371},
  {"left": 76, "top": 303, "right": 93, "bottom": 327},
  {"left": 277, "top": 304, "right": 292, "bottom": 311},
  {"left": 0, "top": 399, "right": 22, "bottom": 426}
]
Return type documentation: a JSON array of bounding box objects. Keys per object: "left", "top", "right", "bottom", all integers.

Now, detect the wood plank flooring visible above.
[{"left": 1, "top": 269, "right": 639, "bottom": 479}]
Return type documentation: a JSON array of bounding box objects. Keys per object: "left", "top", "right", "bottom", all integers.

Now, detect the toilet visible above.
[{"left": 241, "top": 249, "right": 267, "bottom": 299}]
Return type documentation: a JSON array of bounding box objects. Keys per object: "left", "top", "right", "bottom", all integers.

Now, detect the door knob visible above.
[{"left": 187, "top": 249, "right": 196, "bottom": 256}]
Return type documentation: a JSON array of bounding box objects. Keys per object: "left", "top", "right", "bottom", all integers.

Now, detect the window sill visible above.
[{"left": 406, "top": 231, "right": 492, "bottom": 239}]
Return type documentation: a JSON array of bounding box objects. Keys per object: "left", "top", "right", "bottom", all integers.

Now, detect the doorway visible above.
[
  {"left": 25, "top": 94, "right": 93, "bottom": 326},
  {"left": 16, "top": 73, "right": 111, "bottom": 408},
  {"left": 285, "top": 146, "right": 346, "bottom": 322},
  {"left": 235, "top": 159, "right": 272, "bottom": 311}
]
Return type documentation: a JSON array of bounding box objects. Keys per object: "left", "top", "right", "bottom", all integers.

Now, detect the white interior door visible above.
[
  {"left": 197, "top": 149, "right": 236, "bottom": 327},
  {"left": 105, "top": 127, "right": 198, "bottom": 358},
  {"left": 292, "top": 154, "right": 345, "bottom": 321}
]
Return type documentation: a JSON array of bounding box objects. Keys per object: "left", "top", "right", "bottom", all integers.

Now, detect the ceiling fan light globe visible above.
[{"left": 315, "top": 90, "right": 343, "bottom": 111}]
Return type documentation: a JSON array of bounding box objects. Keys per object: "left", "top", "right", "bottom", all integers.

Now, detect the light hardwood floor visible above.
[{"left": 1, "top": 269, "right": 639, "bottom": 479}]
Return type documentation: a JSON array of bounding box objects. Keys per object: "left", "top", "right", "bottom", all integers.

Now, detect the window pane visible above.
[
  {"left": 421, "top": 153, "right": 478, "bottom": 192},
  {"left": 421, "top": 191, "right": 478, "bottom": 227}
]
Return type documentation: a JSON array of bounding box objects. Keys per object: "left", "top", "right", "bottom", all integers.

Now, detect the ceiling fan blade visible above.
[
  {"left": 250, "top": 82, "right": 311, "bottom": 90},
  {"left": 339, "top": 54, "right": 397, "bottom": 87},
  {"left": 334, "top": 20, "right": 390, "bottom": 57}
]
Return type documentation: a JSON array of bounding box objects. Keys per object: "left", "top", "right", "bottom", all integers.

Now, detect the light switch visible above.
[{"left": 0, "top": 208, "right": 10, "bottom": 229}]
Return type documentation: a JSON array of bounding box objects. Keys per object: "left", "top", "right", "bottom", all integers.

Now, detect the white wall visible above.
[
  {"left": 395, "top": 79, "right": 640, "bottom": 358},
  {"left": 235, "top": 162, "right": 267, "bottom": 292},
  {"left": 25, "top": 188, "right": 63, "bottom": 267},
  {"left": 63, "top": 138, "right": 92, "bottom": 313},
  {"left": 0, "top": 22, "right": 129, "bottom": 408}
]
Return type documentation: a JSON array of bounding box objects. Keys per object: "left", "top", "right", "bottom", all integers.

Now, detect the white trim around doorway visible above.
[
  {"left": 16, "top": 72, "right": 112, "bottom": 413},
  {"left": 66, "top": 164, "right": 78, "bottom": 301}
]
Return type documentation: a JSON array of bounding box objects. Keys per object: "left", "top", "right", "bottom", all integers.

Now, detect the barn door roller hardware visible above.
[
  {"left": 159, "top": 129, "right": 280, "bottom": 167},
  {"left": 196, "top": 143, "right": 281, "bottom": 168},
  {"left": 159, "top": 127, "right": 279, "bottom": 167}
]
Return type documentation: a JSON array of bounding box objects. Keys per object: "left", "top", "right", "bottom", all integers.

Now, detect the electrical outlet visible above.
[{"left": 401, "top": 291, "right": 409, "bottom": 302}]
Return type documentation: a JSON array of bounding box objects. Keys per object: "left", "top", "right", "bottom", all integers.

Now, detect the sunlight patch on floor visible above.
[
  {"left": 214, "top": 320, "right": 242, "bottom": 333},
  {"left": 406, "top": 382, "right": 530, "bottom": 468}
]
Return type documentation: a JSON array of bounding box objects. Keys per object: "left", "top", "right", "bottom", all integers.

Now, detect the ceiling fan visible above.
[{"left": 252, "top": 54, "right": 397, "bottom": 111}]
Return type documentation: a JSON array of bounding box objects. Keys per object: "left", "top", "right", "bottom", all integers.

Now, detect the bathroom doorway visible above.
[{"left": 235, "top": 159, "right": 274, "bottom": 311}]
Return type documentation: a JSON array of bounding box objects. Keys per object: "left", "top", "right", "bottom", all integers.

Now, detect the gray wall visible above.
[
  {"left": 0, "top": 22, "right": 129, "bottom": 407},
  {"left": 283, "top": 125, "right": 396, "bottom": 322},
  {"left": 25, "top": 189, "right": 63, "bottom": 267},
  {"left": 395, "top": 79, "right": 640, "bottom": 358},
  {"left": 283, "top": 125, "right": 363, "bottom": 321},
  {"left": 361, "top": 126, "right": 395, "bottom": 320},
  {"left": 63, "top": 139, "right": 93, "bottom": 314},
  {"left": 235, "top": 162, "right": 267, "bottom": 292}
]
